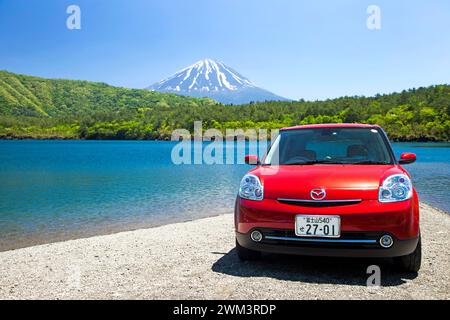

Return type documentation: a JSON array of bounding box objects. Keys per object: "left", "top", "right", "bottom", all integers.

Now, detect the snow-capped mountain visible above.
[{"left": 147, "top": 59, "right": 289, "bottom": 104}]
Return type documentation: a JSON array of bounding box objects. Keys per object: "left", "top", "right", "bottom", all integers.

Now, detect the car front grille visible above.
[{"left": 277, "top": 198, "right": 362, "bottom": 207}]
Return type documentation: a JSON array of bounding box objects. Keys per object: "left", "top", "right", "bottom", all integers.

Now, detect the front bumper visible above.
[
  {"left": 235, "top": 196, "right": 420, "bottom": 258},
  {"left": 235, "top": 197, "right": 420, "bottom": 240},
  {"left": 236, "top": 229, "right": 419, "bottom": 258}
]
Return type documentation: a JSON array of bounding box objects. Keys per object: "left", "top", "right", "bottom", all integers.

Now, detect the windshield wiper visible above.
[
  {"left": 284, "top": 159, "right": 346, "bottom": 165},
  {"left": 284, "top": 159, "right": 390, "bottom": 165},
  {"left": 349, "top": 160, "right": 390, "bottom": 165}
]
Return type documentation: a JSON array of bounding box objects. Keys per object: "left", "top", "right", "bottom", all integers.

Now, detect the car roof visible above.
[{"left": 280, "top": 123, "right": 381, "bottom": 131}]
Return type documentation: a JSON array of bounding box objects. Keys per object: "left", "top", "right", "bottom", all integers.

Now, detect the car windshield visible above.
[{"left": 263, "top": 127, "right": 394, "bottom": 165}]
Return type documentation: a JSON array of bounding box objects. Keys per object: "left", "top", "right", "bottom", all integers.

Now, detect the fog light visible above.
[
  {"left": 379, "top": 235, "right": 393, "bottom": 248},
  {"left": 250, "top": 230, "right": 263, "bottom": 242}
]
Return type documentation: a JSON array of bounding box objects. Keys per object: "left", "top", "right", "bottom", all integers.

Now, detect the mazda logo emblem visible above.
[{"left": 310, "top": 188, "right": 326, "bottom": 200}]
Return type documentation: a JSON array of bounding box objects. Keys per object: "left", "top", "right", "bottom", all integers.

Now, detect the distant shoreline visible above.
[
  {"left": 1, "top": 136, "right": 449, "bottom": 143},
  {"left": 1, "top": 70, "right": 448, "bottom": 142}
]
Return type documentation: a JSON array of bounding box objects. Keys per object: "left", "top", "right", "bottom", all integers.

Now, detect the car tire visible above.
[
  {"left": 235, "top": 239, "right": 261, "bottom": 261},
  {"left": 394, "top": 235, "right": 421, "bottom": 273}
]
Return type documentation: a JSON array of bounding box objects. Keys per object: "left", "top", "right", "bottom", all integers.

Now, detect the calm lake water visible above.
[{"left": 0, "top": 140, "right": 448, "bottom": 250}]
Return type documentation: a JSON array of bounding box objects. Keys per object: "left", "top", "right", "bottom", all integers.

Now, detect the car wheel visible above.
[
  {"left": 235, "top": 239, "right": 261, "bottom": 261},
  {"left": 394, "top": 235, "right": 421, "bottom": 273}
]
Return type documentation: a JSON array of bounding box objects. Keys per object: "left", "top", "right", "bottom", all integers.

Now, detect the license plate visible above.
[{"left": 295, "top": 215, "right": 341, "bottom": 238}]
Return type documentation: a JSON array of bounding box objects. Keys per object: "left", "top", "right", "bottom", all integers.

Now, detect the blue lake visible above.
[{"left": 0, "top": 140, "right": 448, "bottom": 250}]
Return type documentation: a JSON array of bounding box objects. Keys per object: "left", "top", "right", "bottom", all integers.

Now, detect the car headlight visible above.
[
  {"left": 378, "top": 174, "right": 412, "bottom": 203},
  {"left": 239, "top": 174, "right": 264, "bottom": 201}
]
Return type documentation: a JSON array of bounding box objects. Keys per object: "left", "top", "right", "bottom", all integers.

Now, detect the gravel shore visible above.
[{"left": 0, "top": 203, "right": 448, "bottom": 300}]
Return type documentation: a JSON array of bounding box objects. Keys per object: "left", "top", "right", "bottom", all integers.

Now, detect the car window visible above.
[{"left": 263, "top": 127, "right": 393, "bottom": 165}]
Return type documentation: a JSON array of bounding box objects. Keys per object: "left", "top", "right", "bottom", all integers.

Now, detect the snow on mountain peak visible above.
[
  {"left": 147, "top": 59, "right": 290, "bottom": 104},
  {"left": 149, "top": 59, "right": 255, "bottom": 93}
]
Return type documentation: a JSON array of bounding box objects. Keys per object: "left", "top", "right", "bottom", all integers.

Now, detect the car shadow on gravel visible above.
[{"left": 211, "top": 249, "right": 418, "bottom": 287}]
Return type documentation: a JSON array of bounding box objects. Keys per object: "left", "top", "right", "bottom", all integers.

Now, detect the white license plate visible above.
[{"left": 295, "top": 215, "right": 341, "bottom": 238}]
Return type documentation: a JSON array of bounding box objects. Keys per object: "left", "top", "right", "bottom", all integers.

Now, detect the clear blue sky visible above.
[{"left": 1, "top": 0, "right": 449, "bottom": 100}]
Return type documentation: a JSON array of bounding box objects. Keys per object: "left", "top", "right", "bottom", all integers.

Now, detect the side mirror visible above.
[
  {"left": 244, "top": 155, "right": 260, "bottom": 165},
  {"left": 399, "top": 152, "right": 416, "bottom": 165}
]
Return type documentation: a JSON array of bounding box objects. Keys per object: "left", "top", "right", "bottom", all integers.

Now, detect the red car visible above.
[{"left": 235, "top": 124, "right": 421, "bottom": 272}]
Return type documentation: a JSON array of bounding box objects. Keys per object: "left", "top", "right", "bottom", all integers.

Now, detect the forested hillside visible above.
[{"left": 0, "top": 70, "right": 449, "bottom": 140}]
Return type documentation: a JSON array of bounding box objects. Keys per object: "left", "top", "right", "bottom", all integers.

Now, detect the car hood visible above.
[{"left": 250, "top": 165, "right": 406, "bottom": 200}]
